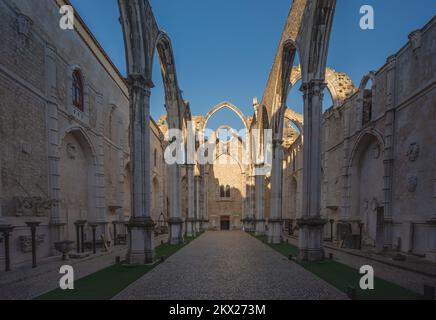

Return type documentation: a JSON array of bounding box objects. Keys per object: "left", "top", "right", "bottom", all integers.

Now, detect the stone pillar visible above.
[
  {"left": 45, "top": 44, "right": 65, "bottom": 253},
  {"left": 186, "top": 165, "right": 195, "bottom": 237},
  {"left": 126, "top": 75, "right": 155, "bottom": 265},
  {"left": 244, "top": 173, "right": 254, "bottom": 231},
  {"left": 254, "top": 165, "right": 265, "bottom": 235},
  {"left": 298, "top": 80, "right": 327, "bottom": 262},
  {"left": 382, "top": 55, "right": 397, "bottom": 249},
  {"left": 250, "top": 174, "right": 256, "bottom": 231},
  {"left": 194, "top": 171, "right": 201, "bottom": 233},
  {"left": 94, "top": 93, "right": 107, "bottom": 230},
  {"left": 201, "top": 167, "right": 209, "bottom": 231},
  {"left": 268, "top": 139, "right": 284, "bottom": 244},
  {"left": 168, "top": 162, "right": 183, "bottom": 244},
  {"left": 431, "top": 160, "right": 436, "bottom": 262},
  {"left": 0, "top": 154, "right": 3, "bottom": 223}
]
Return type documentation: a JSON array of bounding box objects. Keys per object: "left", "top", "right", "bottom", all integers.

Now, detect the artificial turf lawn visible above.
[
  {"left": 250, "top": 233, "right": 422, "bottom": 300},
  {"left": 37, "top": 235, "right": 199, "bottom": 300}
]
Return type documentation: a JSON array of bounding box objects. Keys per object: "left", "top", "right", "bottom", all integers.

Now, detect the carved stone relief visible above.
[
  {"left": 407, "top": 175, "right": 418, "bottom": 193},
  {"left": 66, "top": 143, "right": 77, "bottom": 160},
  {"left": 14, "top": 197, "right": 56, "bottom": 217},
  {"left": 406, "top": 143, "right": 420, "bottom": 162},
  {"left": 19, "top": 234, "right": 45, "bottom": 253}
]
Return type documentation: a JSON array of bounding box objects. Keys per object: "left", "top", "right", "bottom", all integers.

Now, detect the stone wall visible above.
[
  {"left": 0, "top": 0, "right": 168, "bottom": 266},
  {"left": 283, "top": 16, "right": 436, "bottom": 260}
]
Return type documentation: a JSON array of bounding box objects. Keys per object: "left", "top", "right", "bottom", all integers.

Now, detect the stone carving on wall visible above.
[
  {"left": 372, "top": 144, "right": 381, "bottom": 159},
  {"left": 408, "top": 30, "right": 422, "bottom": 55},
  {"left": 14, "top": 197, "right": 57, "bottom": 217},
  {"left": 406, "top": 143, "right": 420, "bottom": 162},
  {"left": 407, "top": 175, "right": 418, "bottom": 193},
  {"left": 15, "top": 14, "right": 32, "bottom": 56},
  {"left": 19, "top": 234, "right": 45, "bottom": 253},
  {"left": 66, "top": 143, "right": 77, "bottom": 159}
]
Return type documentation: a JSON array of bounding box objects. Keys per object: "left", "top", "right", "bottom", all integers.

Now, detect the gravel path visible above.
[{"left": 115, "top": 231, "right": 346, "bottom": 300}]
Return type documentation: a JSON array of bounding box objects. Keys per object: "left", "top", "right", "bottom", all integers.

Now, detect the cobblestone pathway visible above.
[{"left": 115, "top": 231, "right": 346, "bottom": 300}]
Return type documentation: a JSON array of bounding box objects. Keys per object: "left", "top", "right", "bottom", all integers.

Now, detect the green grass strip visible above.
[
  {"left": 250, "top": 233, "right": 422, "bottom": 300},
  {"left": 37, "top": 235, "right": 200, "bottom": 300}
]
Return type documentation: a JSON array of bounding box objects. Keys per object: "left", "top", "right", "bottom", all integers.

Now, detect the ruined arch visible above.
[
  {"left": 358, "top": 72, "right": 376, "bottom": 127},
  {"left": 284, "top": 108, "right": 304, "bottom": 135},
  {"left": 202, "top": 102, "right": 249, "bottom": 133},
  {"left": 347, "top": 131, "right": 385, "bottom": 245},
  {"left": 289, "top": 66, "right": 356, "bottom": 109}
]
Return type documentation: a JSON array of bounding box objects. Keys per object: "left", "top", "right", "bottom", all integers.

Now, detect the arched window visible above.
[
  {"left": 225, "top": 185, "right": 231, "bottom": 198},
  {"left": 220, "top": 185, "right": 225, "bottom": 198},
  {"left": 361, "top": 76, "right": 374, "bottom": 126},
  {"left": 72, "top": 69, "right": 84, "bottom": 112}
]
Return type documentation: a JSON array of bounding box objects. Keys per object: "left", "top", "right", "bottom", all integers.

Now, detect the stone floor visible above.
[
  {"left": 0, "top": 247, "right": 126, "bottom": 300},
  {"left": 114, "top": 231, "right": 347, "bottom": 300}
]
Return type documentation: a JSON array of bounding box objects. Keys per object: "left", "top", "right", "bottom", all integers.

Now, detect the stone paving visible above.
[
  {"left": 115, "top": 231, "right": 347, "bottom": 300},
  {"left": 0, "top": 247, "right": 126, "bottom": 300}
]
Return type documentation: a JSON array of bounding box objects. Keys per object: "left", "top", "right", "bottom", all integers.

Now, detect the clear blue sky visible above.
[{"left": 70, "top": 0, "right": 436, "bottom": 130}]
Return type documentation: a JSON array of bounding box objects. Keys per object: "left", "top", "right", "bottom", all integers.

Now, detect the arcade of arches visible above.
[{"left": 0, "top": 0, "right": 435, "bottom": 269}]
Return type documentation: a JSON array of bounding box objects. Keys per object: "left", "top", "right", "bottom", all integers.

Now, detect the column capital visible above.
[
  {"left": 300, "top": 79, "right": 326, "bottom": 100},
  {"left": 127, "top": 74, "right": 154, "bottom": 92}
]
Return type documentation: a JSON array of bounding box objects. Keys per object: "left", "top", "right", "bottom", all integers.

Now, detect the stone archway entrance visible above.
[
  {"left": 220, "top": 216, "right": 231, "bottom": 231},
  {"left": 59, "top": 129, "right": 96, "bottom": 245}
]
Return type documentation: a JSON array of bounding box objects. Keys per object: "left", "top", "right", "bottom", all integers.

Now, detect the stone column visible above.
[
  {"left": 254, "top": 165, "right": 265, "bottom": 235},
  {"left": 298, "top": 80, "right": 327, "bottom": 262},
  {"left": 382, "top": 55, "right": 397, "bottom": 249},
  {"left": 45, "top": 44, "right": 65, "bottom": 253},
  {"left": 429, "top": 166, "right": 436, "bottom": 262},
  {"left": 268, "top": 139, "right": 284, "bottom": 243},
  {"left": 0, "top": 154, "right": 3, "bottom": 222},
  {"left": 201, "top": 167, "right": 209, "bottom": 231},
  {"left": 168, "top": 161, "right": 183, "bottom": 244},
  {"left": 186, "top": 165, "right": 195, "bottom": 237},
  {"left": 194, "top": 172, "right": 201, "bottom": 233},
  {"left": 250, "top": 174, "right": 256, "bottom": 231},
  {"left": 126, "top": 75, "right": 155, "bottom": 265},
  {"left": 244, "top": 174, "right": 254, "bottom": 231}
]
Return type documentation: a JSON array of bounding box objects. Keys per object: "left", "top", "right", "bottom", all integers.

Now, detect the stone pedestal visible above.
[
  {"left": 127, "top": 217, "right": 155, "bottom": 265},
  {"left": 297, "top": 217, "right": 326, "bottom": 262},
  {"left": 255, "top": 219, "right": 265, "bottom": 236},
  {"left": 169, "top": 217, "right": 184, "bottom": 245},
  {"left": 200, "top": 219, "right": 209, "bottom": 232},
  {"left": 268, "top": 218, "right": 283, "bottom": 244},
  {"left": 185, "top": 218, "right": 196, "bottom": 237},
  {"left": 49, "top": 222, "right": 66, "bottom": 256},
  {"left": 25, "top": 222, "right": 41, "bottom": 268}
]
